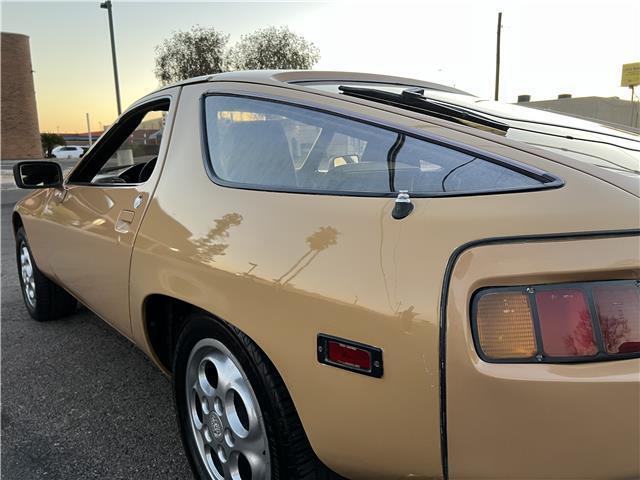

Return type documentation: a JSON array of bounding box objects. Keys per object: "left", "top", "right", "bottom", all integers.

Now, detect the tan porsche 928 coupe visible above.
[{"left": 12, "top": 71, "right": 640, "bottom": 480}]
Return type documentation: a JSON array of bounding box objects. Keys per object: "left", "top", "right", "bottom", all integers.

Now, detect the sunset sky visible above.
[{"left": 2, "top": 0, "right": 639, "bottom": 133}]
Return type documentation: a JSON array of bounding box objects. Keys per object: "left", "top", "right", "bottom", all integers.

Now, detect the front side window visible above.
[
  {"left": 204, "top": 96, "right": 551, "bottom": 195},
  {"left": 69, "top": 99, "right": 169, "bottom": 185}
]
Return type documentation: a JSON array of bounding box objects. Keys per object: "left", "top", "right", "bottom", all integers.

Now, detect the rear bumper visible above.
[{"left": 445, "top": 233, "right": 640, "bottom": 479}]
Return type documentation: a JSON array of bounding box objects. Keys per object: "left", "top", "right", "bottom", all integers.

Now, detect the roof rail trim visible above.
[
  {"left": 276, "top": 70, "right": 473, "bottom": 96},
  {"left": 148, "top": 70, "right": 473, "bottom": 97}
]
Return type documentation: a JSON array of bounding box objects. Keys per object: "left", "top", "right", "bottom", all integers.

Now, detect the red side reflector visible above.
[
  {"left": 593, "top": 284, "right": 640, "bottom": 354},
  {"left": 327, "top": 340, "right": 372, "bottom": 371},
  {"left": 535, "top": 289, "right": 598, "bottom": 357},
  {"left": 317, "top": 334, "right": 383, "bottom": 377}
]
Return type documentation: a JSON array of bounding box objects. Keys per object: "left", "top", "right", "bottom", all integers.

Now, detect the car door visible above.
[{"left": 42, "top": 88, "right": 179, "bottom": 337}]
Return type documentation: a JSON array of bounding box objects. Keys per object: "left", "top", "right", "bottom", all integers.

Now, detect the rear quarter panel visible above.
[{"left": 446, "top": 237, "right": 640, "bottom": 479}]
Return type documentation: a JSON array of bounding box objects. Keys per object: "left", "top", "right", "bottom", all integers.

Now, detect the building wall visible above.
[
  {"left": 1, "top": 32, "right": 42, "bottom": 160},
  {"left": 520, "top": 96, "right": 639, "bottom": 132}
]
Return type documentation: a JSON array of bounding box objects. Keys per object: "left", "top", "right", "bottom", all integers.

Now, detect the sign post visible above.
[{"left": 621, "top": 62, "right": 640, "bottom": 128}]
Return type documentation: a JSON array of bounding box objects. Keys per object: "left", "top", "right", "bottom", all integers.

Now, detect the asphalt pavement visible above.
[{"left": 1, "top": 185, "right": 193, "bottom": 478}]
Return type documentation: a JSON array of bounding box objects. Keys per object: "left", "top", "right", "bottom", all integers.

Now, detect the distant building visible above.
[
  {"left": 517, "top": 94, "right": 639, "bottom": 133},
  {"left": 61, "top": 132, "right": 105, "bottom": 147},
  {"left": 1, "top": 32, "right": 42, "bottom": 160},
  {"left": 62, "top": 114, "right": 165, "bottom": 147}
]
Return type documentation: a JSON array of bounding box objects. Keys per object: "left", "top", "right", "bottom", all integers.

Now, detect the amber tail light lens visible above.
[
  {"left": 472, "top": 280, "right": 640, "bottom": 362},
  {"left": 475, "top": 291, "right": 537, "bottom": 359}
]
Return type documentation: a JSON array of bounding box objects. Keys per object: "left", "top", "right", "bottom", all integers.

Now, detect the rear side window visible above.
[{"left": 203, "top": 96, "right": 553, "bottom": 195}]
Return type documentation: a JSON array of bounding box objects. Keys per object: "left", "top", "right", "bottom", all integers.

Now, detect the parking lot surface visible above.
[{"left": 1, "top": 190, "right": 193, "bottom": 479}]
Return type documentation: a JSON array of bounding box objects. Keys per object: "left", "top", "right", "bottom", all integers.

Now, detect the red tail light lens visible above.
[
  {"left": 592, "top": 284, "right": 640, "bottom": 354},
  {"left": 535, "top": 289, "right": 597, "bottom": 357},
  {"left": 472, "top": 280, "right": 640, "bottom": 363}
]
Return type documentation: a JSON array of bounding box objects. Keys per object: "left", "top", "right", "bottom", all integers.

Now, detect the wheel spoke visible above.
[
  {"left": 244, "top": 450, "right": 270, "bottom": 478},
  {"left": 215, "top": 357, "right": 244, "bottom": 395},
  {"left": 221, "top": 457, "right": 232, "bottom": 479},
  {"left": 193, "top": 378, "right": 207, "bottom": 401},
  {"left": 193, "top": 424, "right": 205, "bottom": 453},
  {"left": 234, "top": 433, "right": 265, "bottom": 457}
]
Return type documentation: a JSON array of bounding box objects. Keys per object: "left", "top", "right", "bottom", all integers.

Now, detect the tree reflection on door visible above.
[
  {"left": 276, "top": 226, "right": 339, "bottom": 286},
  {"left": 192, "top": 213, "right": 243, "bottom": 264}
]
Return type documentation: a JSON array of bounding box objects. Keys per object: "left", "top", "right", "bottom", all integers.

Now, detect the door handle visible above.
[
  {"left": 115, "top": 210, "right": 135, "bottom": 233},
  {"left": 53, "top": 188, "right": 67, "bottom": 202}
]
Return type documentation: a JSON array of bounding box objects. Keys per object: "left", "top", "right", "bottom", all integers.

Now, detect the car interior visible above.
[
  {"left": 68, "top": 99, "right": 169, "bottom": 186},
  {"left": 210, "top": 104, "right": 542, "bottom": 195}
]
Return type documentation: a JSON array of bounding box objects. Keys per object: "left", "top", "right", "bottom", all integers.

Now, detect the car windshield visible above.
[{"left": 305, "top": 83, "right": 640, "bottom": 176}]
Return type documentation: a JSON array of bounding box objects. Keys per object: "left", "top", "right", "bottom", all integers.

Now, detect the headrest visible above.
[{"left": 217, "top": 121, "right": 296, "bottom": 187}]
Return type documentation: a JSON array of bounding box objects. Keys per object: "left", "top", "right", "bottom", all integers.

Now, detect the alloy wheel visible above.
[
  {"left": 19, "top": 242, "right": 36, "bottom": 308},
  {"left": 186, "top": 338, "right": 270, "bottom": 480}
]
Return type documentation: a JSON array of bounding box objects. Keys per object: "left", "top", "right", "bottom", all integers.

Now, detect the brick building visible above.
[{"left": 1, "top": 32, "right": 42, "bottom": 160}]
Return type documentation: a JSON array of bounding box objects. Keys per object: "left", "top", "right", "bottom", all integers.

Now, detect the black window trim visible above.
[
  {"left": 200, "top": 91, "right": 564, "bottom": 198},
  {"left": 66, "top": 95, "right": 172, "bottom": 187}
]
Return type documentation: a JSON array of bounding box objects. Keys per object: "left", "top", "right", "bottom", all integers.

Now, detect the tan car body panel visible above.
[
  {"left": 13, "top": 73, "right": 640, "bottom": 479},
  {"left": 18, "top": 87, "right": 181, "bottom": 336},
  {"left": 447, "top": 238, "right": 640, "bottom": 479}
]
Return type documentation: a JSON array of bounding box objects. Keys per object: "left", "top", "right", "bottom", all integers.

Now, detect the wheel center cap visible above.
[{"left": 208, "top": 413, "right": 224, "bottom": 440}]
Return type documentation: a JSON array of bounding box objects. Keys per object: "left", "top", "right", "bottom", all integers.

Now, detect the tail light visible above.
[{"left": 472, "top": 280, "right": 640, "bottom": 362}]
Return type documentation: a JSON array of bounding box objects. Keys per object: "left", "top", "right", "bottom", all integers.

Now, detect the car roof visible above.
[{"left": 153, "top": 70, "right": 473, "bottom": 96}]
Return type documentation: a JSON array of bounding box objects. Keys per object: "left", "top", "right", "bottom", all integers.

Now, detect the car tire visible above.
[
  {"left": 15, "top": 227, "right": 77, "bottom": 321},
  {"left": 173, "top": 312, "right": 341, "bottom": 480}
]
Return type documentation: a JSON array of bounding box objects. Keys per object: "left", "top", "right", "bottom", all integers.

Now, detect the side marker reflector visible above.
[{"left": 317, "top": 334, "right": 383, "bottom": 378}]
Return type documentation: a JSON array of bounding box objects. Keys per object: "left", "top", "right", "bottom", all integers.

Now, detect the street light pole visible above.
[
  {"left": 100, "top": 0, "right": 122, "bottom": 115},
  {"left": 494, "top": 11, "right": 502, "bottom": 101},
  {"left": 86, "top": 113, "right": 93, "bottom": 146}
]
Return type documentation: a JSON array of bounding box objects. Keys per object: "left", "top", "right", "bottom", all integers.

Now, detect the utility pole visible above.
[
  {"left": 100, "top": 0, "right": 122, "bottom": 115},
  {"left": 494, "top": 12, "right": 502, "bottom": 101},
  {"left": 632, "top": 85, "right": 638, "bottom": 129},
  {"left": 86, "top": 113, "right": 93, "bottom": 146}
]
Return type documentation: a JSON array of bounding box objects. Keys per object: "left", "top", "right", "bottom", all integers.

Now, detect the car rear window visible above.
[{"left": 203, "top": 95, "right": 555, "bottom": 196}]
